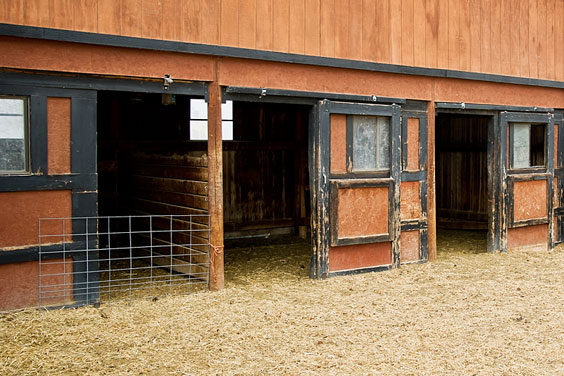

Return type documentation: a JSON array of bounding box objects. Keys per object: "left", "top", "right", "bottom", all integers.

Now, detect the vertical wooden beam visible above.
[
  {"left": 207, "top": 62, "right": 224, "bottom": 291},
  {"left": 427, "top": 101, "right": 436, "bottom": 261}
]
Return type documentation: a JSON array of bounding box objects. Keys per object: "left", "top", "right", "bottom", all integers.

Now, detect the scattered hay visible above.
[{"left": 2, "top": 230, "right": 564, "bottom": 375}]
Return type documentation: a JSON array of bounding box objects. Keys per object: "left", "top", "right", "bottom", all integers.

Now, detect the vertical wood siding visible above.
[{"left": 1, "top": 0, "right": 564, "bottom": 81}]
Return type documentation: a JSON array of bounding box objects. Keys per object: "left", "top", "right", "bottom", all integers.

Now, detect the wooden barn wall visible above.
[
  {"left": 2, "top": 0, "right": 564, "bottom": 81},
  {"left": 436, "top": 116, "right": 488, "bottom": 224},
  {"left": 223, "top": 102, "right": 309, "bottom": 234}
]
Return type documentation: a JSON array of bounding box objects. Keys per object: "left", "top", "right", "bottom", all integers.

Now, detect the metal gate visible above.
[{"left": 38, "top": 214, "right": 210, "bottom": 308}]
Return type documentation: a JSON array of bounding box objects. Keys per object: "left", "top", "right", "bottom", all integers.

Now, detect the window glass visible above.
[
  {"left": 0, "top": 98, "right": 27, "bottom": 172},
  {"left": 511, "top": 122, "right": 546, "bottom": 169},
  {"left": 352, "top": 115, "right": 390, "bottom": 171},
  {"left": 189, "top": 99, "right": 233, "bottom": 141}
]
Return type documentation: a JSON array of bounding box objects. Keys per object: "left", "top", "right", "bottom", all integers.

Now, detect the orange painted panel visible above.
[
  {"left": 161, "top": 0, "right": 181, "bottom": 41},
  {"left": 98, "top": 0, "right": 121, "bottom": 35},
  {"left": 330, "top": 114, "right": 347, "bottom": 173},
  {"left": 121, "top": 0, "right": 142, "bottom": 37},
  {"left": 348, "top": 0, "right": 362, "bottom": 61},
  {"left": 519, "top": 0, "right": 529, "bottom": 77},
  {"left": 337, "top": 186, "right": 389, "bottom": 238},
  {"left": 490, "top": 0, "right": 501, "bottom": 74},
  {"left": 447, "top": 0, "right": 459, "bottom": 70},
  {"left": 469, "top": 0, "right": 481, "bottom": 72},
  {"left": 401, "top": 0, "right": 414, "bottom": 67},
  {"left": 528, "top": 0, "right": 538, "bottom": 78},
  {"left": 507, "top": 224, "right": 547, "bottom": 250},
  {"left": 513, "top": 180, "right": 547, "bottom": 221},
  {"left": 141, "top": 0, "right": 162, "bottom": 39},
  {"left": 436, "top": 0, "right": 448, "bottom": 69},
  {"left": 0, "top": 259, "right": 73, "bottom": 311},
  {"left": 201, "top": 0, "right": 220, "bottom": 45},
  {"left": 23, "top": 0, "right": 49, "bottom": 27},
  {"left": 401, "top": 181, "right": 421, "bottom": 220},
  {"left": 480, "top": 0, "right": 491, "bottom": 73},
  {"left": 329, "top": 242, "right": 392, "bottom": 271},
  {"left": 272, "top": 0, "right": 290, "bottom": 52},
  {"left": 320, "top": 0, "right": 335, "bottom": 57},
  {"left": 390, "top": 0, "right": 402, "bottom": 64},
  {"left": 406, "top": 117, "right": 420, "bottom": 171},
  {"left": 47, "top": 97, "right": 71, "bottom": 175},
  {"left": 459, "top": 0, "right": 471, "bottom": 72},
  {"left": 555, "top": 2, "right": 564, "bottom": 81},
  {"left": 305, "top": 0, "right": 320, "bottom": 56},
  {"left": 256, "top": 0, "right": 273, "bottom": 50},
  {"left": 425, "top": 0, "right": 437, "bottom": 68},
  {"left": 239, "top": 0, "right": 256, "bottom": 49},
  {"left": 73, "top": 0, "right": 97, "bottom": 32},
  {"left": 546, "top": 0, "right": 555, "bottom": 80},
  {"left": 362, "top": 0, "right": 376, "bottom": 62},
  {"left": 537, "top": 0, "right": 547, "bottom": 79},
  {"left": 181, "top": 0, "right": 202, "bottom": 43},
  {"left": 0, "top": 191, "right": 71, "bottom": 249},
  {"left": 0, "top": 0, "right": 23, "bottom": 24},
  {"left": 289, "top": 0, "right": 305, "bottom": 54},
  {"left": 375, "top": 0, "right": 390, "bottom": 63},
  {"left": 413, "top": 0, "right": 426, "bottom": 67},
  {"left": 499, "top": 0, "right": 511, "bottom": 76},
  {"left": 50, "top": 0, "right": 73, "bottom": 29},
  {"left": 400, "top": 230, "right": 420, "bottom": 263},
  {"left": 509, "top": 0, "right": 520, "bottom": 76},
  {"left": 334, "top": 0, "right": 348, "bottom": 59}
]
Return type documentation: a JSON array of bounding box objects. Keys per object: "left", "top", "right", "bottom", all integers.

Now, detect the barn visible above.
[{"left": 1, "top": 1, "right": 563, "bottom": 311}]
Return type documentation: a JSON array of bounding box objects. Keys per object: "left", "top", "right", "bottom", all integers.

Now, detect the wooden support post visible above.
[
  {"left": 207, "top": 71, "right": 224, "bottom": 290},
  {"left": 427, "top": 101, "right": 437, "bottom": 261}
]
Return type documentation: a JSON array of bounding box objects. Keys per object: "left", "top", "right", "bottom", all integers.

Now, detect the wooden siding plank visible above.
[
  {"left": 349, "top": 0, "right": 362, "bottom": 60},
  {"left": 436, "top": 0, "right": 448, "bottom": 68},
  {"left": 320, "top": 0, "right": 335, "bottom": 57},
  {"left": 413, "top": 0, "right": 426, "bottom": 67},
  {"left": 510, "top": 0, "right": 520, "bottom": 75},
  {"left": 239, "top": 0, "right": 256, "bottom": 49},
  {"left": 220, "top": 0, "right": 238, "bottom": 47},
  {"left": 162, "top": 0, "right": 181, "bottom": 41},
  {"left": 447, "top": 0, "right": 459, "bottom": 70},
  {"left": 480, "top": 0, "right": 491, "bottom": 73},
  {"left": 141, "top": 0, "right": 162, "bottom": 39},
  {"left": 519, "top": 0, "right": 530, "bottom": 77},
  {"left": 50, "top": 0, "right": 72, "bottom": 29},
  {"left": 490, "top": 0, "right": 501, "bottom": 74},
  {"left": 72, "top": 0, "right": 97, "bottom": 32},
  {"left": 499, "top": 0, "right": 511, "bottom": 76},
  {"left": 24, "top": 0, "right": 50, "bottom": 27},
  {"left": 334, "top": 0, "right": 349, "bottom": 58},
  {"left": 201, "top": 0, "right": 220, "bottom": 45},
  {"left": 121, "top": 0, "right": 142, "bottom": 37},
  {"left": 546, "top": 0, "right": 555, "bottom": 80},
  {"left": 401, "top": 0, "right": 414, "bottom": 66},
  {"left": 305, "top": 0, "right": 320, "bottom": 56},
  {"left": 537, "top": 0, "right": 547, "bottom": 79},
  {"left": 458, "top": 0, "right": 470, "bottom": 71},
  {"left": 272, "top": 0, "right": 290, "bottom": 52},
  {"left": 256, "top": 0, "right": 273, "bottom": 50},
  {"left": 182, "top": 0, "right": 202, "bottom": 43},
  {"left": 528, "top": 0, "right": 538, "bottom": 78},
  {"left": 289, "top": 0, "right": 305, "bottom": 54},
  {"left": 376, "top": 0, "right": 390, "bottom": 63},
  {"left": 390, "top": 0, "right": 402, "bottom": 64},
  {"left": 362, "top": 0, "right": 376, "bottom": 61},
  {"left": 469, "top": 0, "right": 481, "bottom": 72},
  {"left": 425, "top": 0, "right": 437, "bottom": 68},
  {"left": 98, "top": 0, "right": 121, "bottom": 35},
  {"left": 0, "top": 0, "right": 23, "bottom": 24},
  {"left": 554, "top": 0, "right": 563, "bottom": 81}
]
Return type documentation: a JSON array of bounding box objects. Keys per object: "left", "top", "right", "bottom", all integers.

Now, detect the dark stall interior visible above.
[
  {"left": 223, "top": 102, "right": 311, "bottom": 243},
  {"left": 436, "top": 114, "right": 489, "bottom": 231}
]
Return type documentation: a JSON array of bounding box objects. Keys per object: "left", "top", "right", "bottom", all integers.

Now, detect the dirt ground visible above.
[{"left": 2, "top": 230, "right": 564, "bottom": 375}]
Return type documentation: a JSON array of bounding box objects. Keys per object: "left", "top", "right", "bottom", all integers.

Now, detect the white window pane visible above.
[
  {"left": 190, "top": 120, "right": 208, "bottom": 140},
  {"left": 513, "top": 123, "right": 530, "bottom": 168},
  {"left": 222, "top": 120, "right": 233, "bottom": 140},
  {"left": 376, "top": 116, "right": 390, "bottom": 170},
  {"left": 190, "top": 99, "right": 207, "bottom": 120},
  {"left": 0, "top": 98, "right": 24, "bottom": 115},
  {"left": 0, "top": 116, "right": 25, "bottom": 139},
  {"left": 221, "top": 100, "right": 233, "bottom": 120},
  {"left": 353, "top": 115, "right": 378, "bottom": 171}
]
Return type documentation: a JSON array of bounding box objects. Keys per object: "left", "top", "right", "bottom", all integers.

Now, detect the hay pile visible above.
[{"left": 2, "top": 230, "right": 564, "bottom": 375}]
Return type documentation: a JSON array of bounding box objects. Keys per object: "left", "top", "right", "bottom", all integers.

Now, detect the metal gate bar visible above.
[{"left": 38, "top": 214, "right": 210, "bottom": 308}]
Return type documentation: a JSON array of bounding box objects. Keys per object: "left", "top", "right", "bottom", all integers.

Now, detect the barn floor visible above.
[{"left": 3, "top": 230, "right": 564, "bottom": 375}]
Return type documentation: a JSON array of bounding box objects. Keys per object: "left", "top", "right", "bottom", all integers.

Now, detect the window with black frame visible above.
[
  {"left": 510, "top": 122, "right": 546, "bottom": 169},
  {"left": 0, "top": 97, "right": 28, "bottom": 173},
  {"left": 350, "top": 115, "right": 391, "bottom": 172}
]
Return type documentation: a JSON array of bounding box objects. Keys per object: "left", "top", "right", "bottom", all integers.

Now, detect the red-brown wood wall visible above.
[{"left": 2, "top": 0, "right": 563, "bottom": 81}]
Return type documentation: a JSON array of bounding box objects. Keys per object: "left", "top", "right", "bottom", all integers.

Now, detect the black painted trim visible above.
[
  {"left": 4, "top": 23, "right": 564, "bottom": 90},
  {"left": 0, "top": 70, "right": 207, "bottom": 96},
  {"left": 29, "top": 95, "right": 47, "bottom": 174},
  {"left": 436, "top": 102, "right": 554, "bottom": 113},
  {"left": 328, "top": 264, "right": 392, "bottom": 277},
  {"left": 0, "top": 173, "right": 96, "bottom": 191}
]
